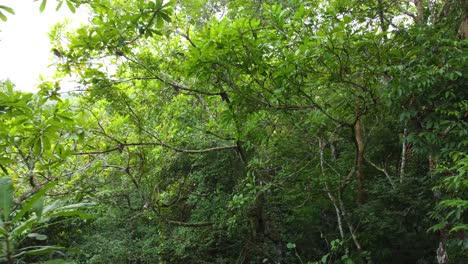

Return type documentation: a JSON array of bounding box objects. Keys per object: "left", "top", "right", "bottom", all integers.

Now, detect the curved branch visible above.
[
  {"left": 120, "top": 56, "right": 223, "bottom": 96},
  {"left": 74, "top": 142, "right": 237, "bottom": 155},
  {"left": 393, "top": 0, "right": 416, "bottom": 19}
]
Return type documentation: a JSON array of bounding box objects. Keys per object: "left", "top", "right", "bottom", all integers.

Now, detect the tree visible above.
[{"left": 1, "top": 0, "right": 466, "bottom": 263}]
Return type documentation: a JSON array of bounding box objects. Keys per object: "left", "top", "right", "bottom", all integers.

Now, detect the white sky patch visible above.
[{"left": 0, "top": 0, "right": 88, "bottom": 93}]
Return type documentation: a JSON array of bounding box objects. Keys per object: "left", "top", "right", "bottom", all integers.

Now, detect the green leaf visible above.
[
  {"left": 54, "top": 202, "right": 96, "bottom": 211},
  {"left": 0, "top": 5, "right": 15, "bottom": 14},
  {"left": 10, "top": 215, "right": 37, "bottom": 238},
  {"left": 0, "top": 11, "right": 7, "bottom": 22},
  {"left": 41, "top": 202, "right": 96, "bottom": 221},
  {"left": 13, "top": 181, "right": 57, "bottom": 223},
  {"left": 0, "top": 156, "right": 14, "bottom": 166},
  {"left": 47, "top": 210, "right": 94, "bottom": 220},
  {"left": 19, "top": 245, "right": 65, "bottom": 255},
  {"left": 341, "top": 255, "right": 355, "bottom": 264},
  {"left": 155, "top": 16, "right": 164, "bottom": 29},
  {"left": 40, "top": 0, "right": 47, "bottom": 13},
  {"left": 0, "top": 225, "right": 7, "bottom": 236},
  {"left": 321, "top": 254, "right": 328, "bottom": 264},
  {"left": 450, "top": 224, "right": 468, "bottom": 232},
  {"left": 42, "top": 200, "right": 61, "bottom": 216},
  {"left": 33, "top": 136, "right": 43, "bottom": 157},
  {"left": 66, "top": 0, "right": 76, "bottom": 13},
  {"left": 28, "top": 233, "right": 48, "bottom": 241},
  {"left": 428, "top": 221, "right": 448, "bottom": 232},
  {"left": 38, "top": 259, "right": 77, "bottom": 264},
  {"left": 55, "top": 0, "right": 64, "bottom": 11},
  {"left": 0, "top": 177, "right": 13, "bottom": 221},
  {"left": 286, "top": 242, "right": 296, "bottom": 249},
  {"left": 160, "top": 12, "right": 171, "bottom": 23},
  {"left": 32, "top": 197, "right": 45, "bottom": 218}
]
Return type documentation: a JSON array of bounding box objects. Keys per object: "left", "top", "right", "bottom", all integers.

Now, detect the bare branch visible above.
[
  {"left": 393, "top": 0, "right": 416, "bottom": 19},
  {"left": 74, "top": 142, "right": 237, "bottom": 155},
  {"left": 365, "top": 158, "right": 396, "bottom": 189},
  {"left": 176, "top": 29, "right": 197, "bottom": 48}
]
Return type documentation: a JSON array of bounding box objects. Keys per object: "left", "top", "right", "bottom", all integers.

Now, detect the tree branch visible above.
[
  {"left": 166, "top": 219, "right": 213, "bottom": 227},
  {"left": 125, "top": 4, "right": 165, "bottom": 44},
  {"left": 74, "top": 142, "right": 237, "bottom": 155},
  {"left": 393, "top": 0, "right": 416, "bottom": 19},
  {"left": 365, "top": 158, "right": 396, "bottom": 189}
]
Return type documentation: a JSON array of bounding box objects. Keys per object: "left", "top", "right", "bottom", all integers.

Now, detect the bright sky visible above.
[{"left": 0, "top": 0, "right": 88, "bottom": 92}]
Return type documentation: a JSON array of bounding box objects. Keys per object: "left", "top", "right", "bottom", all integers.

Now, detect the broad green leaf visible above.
[
  {"left": 160, "top": 12, "right": 171, "bottom": 23},
  {"left": 41, "top": 201, "right": 95, "bottom": 221},
  {"left": 16, "top": 245, "right": 65, "bottom": 256},
  {"left": 450, "top": 224, "right": 468, "bottom": 232},
  {"left": 33, "top": 136, "right": 43, "bottom": 157},
  {"left": 54, "top": 202, "right": 96, "bottom": 211},
  {"left": 32, "top": 197, "right": 44, "bottom": 218},
  {"left": 10, "top": 215, "right": 37, "bottom": 238},
  {"left": 0, "top": 177, "right": 13, "bottom": 221},
  {"left": 13, "top": 181, "right": 57, "bottom": 223},
  {"left": 155, "top": 16, "right": 164, "bottom": 29},
  {"left": 42, "top": 200, "right": 61, "bottom": 216},
  {"left": 47, "top": 210, "right": 94, "bottom": 220}
]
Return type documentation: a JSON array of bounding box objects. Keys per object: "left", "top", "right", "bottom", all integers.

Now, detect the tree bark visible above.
[
  {"left": 429, "top": 153, "right": 449, "bottom": 264},
  {"left": 414, "top": 0, "right": 425, "bottom": 24},
  {"left": 458, "top": 15, "right": 468, "bottom": 39},
  {"left": 319, "top": 139, "right": 347, "bottom": 252},
  {"left": 400, "top": 127, "right": 408, "bottom": 183},
  {"left": 354, "top": 106, "right": 366, "bottom": 204}
]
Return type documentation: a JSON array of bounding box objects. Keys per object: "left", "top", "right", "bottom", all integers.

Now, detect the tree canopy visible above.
[{"left": 1, "top": 0, "right": 467, "bottom": 263}]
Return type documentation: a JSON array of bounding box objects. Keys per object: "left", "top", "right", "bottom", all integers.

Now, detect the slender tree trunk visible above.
[
  {"left": 400, "top": 127, "right": 408, "bottom": 183},
  {"left": 338, "top": 198, "right": 362, "bottom": 251},
  {"left": 319, "top": 139, "right": 347, "bottom": 253},
  {"left": 458, "top": 0, "right": 468, "bottom": 39},
  {"left": 429, "top": 153, "right": 449, "bottom": 264},
  {"left": 354, "top": 105, "right": 366, "bottom": 204},
  {"left": 378, "top": 0, "right": 388, "bottom": 32},
  {"left": 459, "top": 15, "right": 468, "bottom": 38},
  {"left": 319, "top": 138, "right": 361, "bottom": 252},
  {"left": 414, "top": 0, "right": 425, "bottom": 23}
]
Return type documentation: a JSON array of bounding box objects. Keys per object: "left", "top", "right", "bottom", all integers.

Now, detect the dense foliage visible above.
[{"left": 1, "top": 0, "right": 467, "bottom": 263}]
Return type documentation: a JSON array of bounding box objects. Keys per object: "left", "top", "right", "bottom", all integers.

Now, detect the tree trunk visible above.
[
  {"left": 459, "top": 0, "right": 468, "bottom": 39},
  {"left": 429, "top": 153, "right": 449, "bottom": 264},
  {"left": 319, "top": 139, "right": 347, "bottom": 253},
  {"left": 400, "top": 127, "right": 408, "bottom": 183},
  {"left": 458, "top": 15, "right": 468, "bottom": 39},
  {"left": 414, "top": 0, "right": 425, "bottom": 23},
  {"left": 354, "top": 105, "right": 366, "bottom": 204}
]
